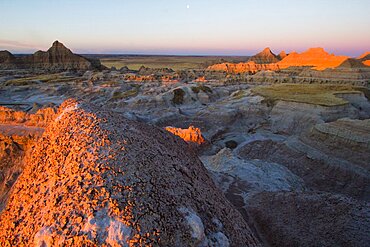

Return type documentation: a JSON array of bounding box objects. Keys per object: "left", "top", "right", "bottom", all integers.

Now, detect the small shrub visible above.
[{"left": 172, "top": 88, "right": 185, "bottom": 105}]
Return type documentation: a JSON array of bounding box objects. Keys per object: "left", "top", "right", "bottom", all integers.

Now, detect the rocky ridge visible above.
[{"left": 0, "top": 41, "right": 105, "bottom": 71}]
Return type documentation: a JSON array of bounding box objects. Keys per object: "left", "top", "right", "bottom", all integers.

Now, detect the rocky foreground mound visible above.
[
  {"left": 0, "top": 99, "right": 260, "bottom": 246},
  {"left": 0, "top": 41, "right": 104, "bottom": 71}
]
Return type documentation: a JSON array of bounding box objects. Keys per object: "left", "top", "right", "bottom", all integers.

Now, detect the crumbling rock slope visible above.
[{"left": 0, "top": 99, "right": 260, "bottom": 246}]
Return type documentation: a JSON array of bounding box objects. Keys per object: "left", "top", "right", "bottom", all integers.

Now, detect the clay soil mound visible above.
[{"left": 0, "top": 99, "right": 260, "bottom": 246}]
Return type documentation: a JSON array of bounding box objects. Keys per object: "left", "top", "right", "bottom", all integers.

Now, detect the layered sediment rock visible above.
[
  {"left": 0, "top": 51, "right": 17, "bottom": 69},
  {"left": 207, "top": 47, "right": 351, "bottom": 73},
  {"left": 207, "top": 61, "right": 280, "bottom": 74},
  {"left": 312, "top": 118, "right": 370, "bottom": 150},
  {"left": 0, "top": 41, "right": 104, "bottom": 71},
  {"left": 0, "top": 99, "right": 260, "bottom": 246}
]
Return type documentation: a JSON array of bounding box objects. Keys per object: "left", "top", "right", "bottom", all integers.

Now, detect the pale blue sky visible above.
[{"left": 0, "top": 0, "right": 369, "bottom": 56}]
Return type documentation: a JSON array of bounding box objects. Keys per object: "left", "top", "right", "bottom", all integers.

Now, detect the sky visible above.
[{"left": 0, "top": 0, "right": 369, "bottom": 56}]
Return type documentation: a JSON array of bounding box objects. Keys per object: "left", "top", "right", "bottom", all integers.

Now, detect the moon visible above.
[{"left": 187, "top": 4, "right": 190, "bottom": 9}]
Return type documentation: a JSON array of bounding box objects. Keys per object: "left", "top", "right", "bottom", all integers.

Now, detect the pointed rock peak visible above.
[
  {"left": 51, "top": 40, "right": 67, "bottom": 49},
  {"left": 249, "top": 47, "right": 279, "bottom": 64},
  {"left": 262, "top": 47, "right": 272, "bottom": 52},
  {"left": 47, "top": 40, "right": 73, "bottom": 54},
  {"left": 0, "top": 50, "right": 14, "bottom": 56}
]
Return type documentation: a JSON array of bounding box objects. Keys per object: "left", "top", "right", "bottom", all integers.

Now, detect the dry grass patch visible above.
[
  {"left": 252, "top": 84, "right": 362, "bottom": 106},
  {"left": 5, "top": 74, "right": 80, "bottom": 86}
]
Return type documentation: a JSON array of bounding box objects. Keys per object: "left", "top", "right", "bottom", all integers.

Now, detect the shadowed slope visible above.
[{"left": 249, "top": 48, "right": 280, "bottom": 64}]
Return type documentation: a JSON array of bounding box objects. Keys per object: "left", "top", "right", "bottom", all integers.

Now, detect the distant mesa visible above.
[
  {"left": 249, "top": 47, "right": 281, "bottom": 64},
  {"left": 207, "top": 47, "right": 356, "bottom": 73},
  {"left": 0, "top": 40, "right": 105, "bottom": 71},
  {"left": 277, "top": 47, "right": 349, "bottom": 70}
]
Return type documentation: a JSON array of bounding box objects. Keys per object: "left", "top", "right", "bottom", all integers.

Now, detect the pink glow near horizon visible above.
[{"left": 0, "top": 1, "right": 369, "bottom": 56}]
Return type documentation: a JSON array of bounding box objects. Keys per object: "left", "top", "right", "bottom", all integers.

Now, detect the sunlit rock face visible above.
[
  {"left": 207, "top": 47, "right": 351, "bottom": 73},
  {"left": 0, "top": 99, "right": 260, "bottom": 246},
  {"left": 207, "top": 61, "right": 280, "bottom": 74},
  {"left": 165, "top": 125, "right": 205, "bottom": 144},
  {"left": 0, "top": 106, "right": 57, "bottom": 127},
  {"left": 277, "top": 48, "right": 349, "bottom": 70}
]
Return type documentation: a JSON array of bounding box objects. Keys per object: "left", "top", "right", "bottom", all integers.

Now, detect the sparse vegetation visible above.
[
  {"left": 4, "top": 74, "right": 79, "bottom": 86},
  {"left": 232, "top": 90, "right": 248, "bottom": 100},
  {"left": 172, "top": 88, "right": 185, "bottom": 105},
  {"left": 252, "top": 84, "right": 362, "bottom": 106},
  {"left": 112, "top": 86, "right": 141, "bottom": 100},
  {"left": 191, "top": 85, "right": 212, "bottom": 94},
  {"left": 100, "top": 56, "right": 248, "bottom": 70}
]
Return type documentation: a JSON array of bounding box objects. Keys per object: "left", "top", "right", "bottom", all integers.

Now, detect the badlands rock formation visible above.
[
  {"left": 278, "top": 48, "right": 349, "bottom": 70},
  {"left": 207, "top": 47, "right": 354, "bottom": 73},
  {"left": 277, "top": 51, "right": 287, "bottom": 60},
  {"left": 0, "top": 99, "right": 260, "bottom": 246},
  {"left": 248, "top": 48, "right": 280, "bottom": 64},
  {"left": 0, "top": 51, "right": 17, "bottom": 69},
  {"left": 207, "top": 61, "right": 280, "bottom": 74},
  {"left": 0, "top": 41, "right": 104, "bottom": 71},
  {"left": 165, "top": 125, "right": 205, "bottom": 144}
]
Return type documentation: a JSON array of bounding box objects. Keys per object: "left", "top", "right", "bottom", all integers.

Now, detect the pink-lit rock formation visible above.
[
  {"left": 277, "top": 48, "right": 349, "bottom": 70},
  {"left": 207, "top": 61, "right": 280, "bottom": 74},
  {"left": 165, "top": 125, "right": 205, "bottom": 144},
  {"left": 0, "top": 106, "right": 57, "bottom": 127},
  {"left": 207, "top": 48, "right": 353, "bottom": 73},
  {"left": 363, "top": 60, "right": 370, "bottom": 66}
]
